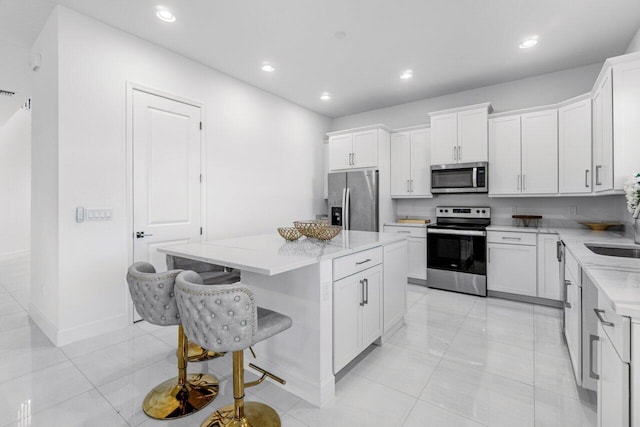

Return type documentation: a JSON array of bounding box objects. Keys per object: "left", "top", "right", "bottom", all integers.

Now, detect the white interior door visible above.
[{"left": 132, "top": 89, "right": 202, "bottom": 274}]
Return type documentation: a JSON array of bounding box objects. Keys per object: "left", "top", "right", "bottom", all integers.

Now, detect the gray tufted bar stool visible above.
[
  {"left": 175, "top": 270, "right": 293, "bottom": 427},
  {"left": 166, "top": 255, "right": 241, "bottom": 362},
  {"left": 126, "top": 262, "right": 219, "bottom": 420}
]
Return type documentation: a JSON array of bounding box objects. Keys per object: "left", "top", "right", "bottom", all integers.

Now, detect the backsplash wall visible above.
[{"left": 395, "top": 194, "right": 627, "bottom": 228}]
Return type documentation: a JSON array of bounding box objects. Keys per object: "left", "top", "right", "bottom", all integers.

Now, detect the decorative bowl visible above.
[
  {"left": 313, "top": 225, "right": 342, "bottom": 241},
  {"left": 277, "top": 227, "right": 302, "bottom": 241},
  {"left": 578, "top": 221, "right": 624, "bottom": 231},
  {"left": 293, "top": 220, "right": 328, "bottom": 238}
]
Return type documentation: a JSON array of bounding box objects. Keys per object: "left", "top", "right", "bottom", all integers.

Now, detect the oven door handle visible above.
[{"left": 427, "top": 228, "right": 486, "bottom": 237}]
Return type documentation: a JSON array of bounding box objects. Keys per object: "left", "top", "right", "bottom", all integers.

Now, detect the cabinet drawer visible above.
[
  {"left": 333, "top": 247, "right": 383, "bottom": 281},
  {"left": 596, "top": 289, "right": 631, "bottom": 362},
  {"left": 565, "top": 247, "right": 581, "bottom": 286},
  {"left": 383, "top": 225, "right": 426, "bottom": 238},
  {"left": 487, "top": 231, "right": 536, "bottom": 246}
]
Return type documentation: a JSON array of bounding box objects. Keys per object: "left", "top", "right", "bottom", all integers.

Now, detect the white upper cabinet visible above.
[
  {"left": 559, "top": 97, "right": 592, "bottom": 194},
  {"left": 390, "top": 127, "right": 431, "bottom": 197},
  {"left": 611, "top": 56, "right": 640, "bottom": 190},
  {"left": 429, "top": 103, "right": 491, "bottom": 165},
  {"left": 489, "top": 108, "right": 558, "bottom": 196},
  {"left": 327, "top": 126, "right": 383, "bottom": 171},
  {"left": 592, "top": 68, "right": 614, "bottom": 192},
  {"left": 489, "top": 115, "right": 521, "bottom": 195},
  {"left": 521, "top": 109, "right": 558, "bottom": 194},
  {"left": 430, "top": 113, "right": 458, "bottom": 164}
]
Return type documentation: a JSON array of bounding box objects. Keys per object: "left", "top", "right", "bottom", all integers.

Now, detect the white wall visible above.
[
  {"left": 331, "top": 63, "right": 602, "bottom": 131},
  {"left": 626, "top": 27, "right": 640, "bottom": 53},
  {"left": 0, "top": 108, "right": 31, "bottom": 258},
  {"left": 31, "top": 6, "right": 331, "bottom": 345}
]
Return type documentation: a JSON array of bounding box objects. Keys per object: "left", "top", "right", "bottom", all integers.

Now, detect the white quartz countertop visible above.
[{"left": 158, "top": 230, "right": 406, "bottom": 276}]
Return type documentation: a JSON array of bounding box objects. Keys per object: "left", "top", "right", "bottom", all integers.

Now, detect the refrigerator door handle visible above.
[
  {"left": 345, "top": 187, "right": 351, "bottom": 231},
  {"left": 341, "top": 188, "right": 347, "bottom": 230}
]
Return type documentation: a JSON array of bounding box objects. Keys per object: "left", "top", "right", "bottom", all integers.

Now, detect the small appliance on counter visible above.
[
  {"left": 396, "top": 218, "right": 430, "bottom": 224},
  {"left": 427, "top": 206, "right": 491, "bottom": 296},
  {"left": 512, "top": 215, "right": 542, "bottom": 227}
]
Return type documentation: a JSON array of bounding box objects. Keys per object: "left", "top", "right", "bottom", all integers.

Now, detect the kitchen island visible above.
[{"left": 158, "top": 230, "right": 408, "bottom": 407}]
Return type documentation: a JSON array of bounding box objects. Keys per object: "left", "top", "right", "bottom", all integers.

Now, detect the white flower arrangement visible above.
[{"left": 624, "top": 173, "right": 640, "bottom": 216}]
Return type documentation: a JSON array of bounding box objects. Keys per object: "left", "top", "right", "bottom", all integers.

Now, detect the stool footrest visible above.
[{"left": 246, "top": 363, "right": 286, "bottom": 388}]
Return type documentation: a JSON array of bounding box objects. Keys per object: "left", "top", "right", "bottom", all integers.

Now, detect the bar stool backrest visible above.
[
  {"left": 126, "top": 262, "right": 182, "bottom": 327},
  {"left": 175, "top": 271, "right": 258, "bottom": 353}
]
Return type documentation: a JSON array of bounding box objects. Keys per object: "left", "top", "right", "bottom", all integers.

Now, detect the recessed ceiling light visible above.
[
  {"left": 519, "top": 36, "right": 539, "bottom": 49},
  {"left": 156, "top": 8, "right": 176, "bottom": 22},
  {"left": 261, "top": 62, "right": 275, "bottom": 72},
  {"left": 400, "top": 70, "right": 413, "bottom": 80},
  {"left": 320, "top": 92, "right": 331, "bottom": 101}
]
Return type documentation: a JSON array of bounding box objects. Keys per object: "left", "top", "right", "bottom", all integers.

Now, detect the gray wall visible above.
[{"left": 331, "top": 63, "right": 602, "bottom": 131}]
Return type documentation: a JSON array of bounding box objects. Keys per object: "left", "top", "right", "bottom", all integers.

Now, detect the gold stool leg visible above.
[
  {"left": 201, "top": 350, "right": 280, "bottom": 427},
  {"left": 143, "top": 326, "right": 219, "bottom": 420},
  {"left": 186, "top": 341, "right": 226, "bottom": 362}
]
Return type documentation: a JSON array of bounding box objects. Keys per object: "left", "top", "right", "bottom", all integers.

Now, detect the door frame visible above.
[{"left": 125, "top": 81, "right": 207, "bottom": 321}]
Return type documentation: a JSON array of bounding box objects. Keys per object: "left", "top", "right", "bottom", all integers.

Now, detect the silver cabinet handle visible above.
[
  {"left": 352, "top": 152, "right": 355, "bottom": 165},
  {"left": 565, "top": 301, "right": 572, "bottom": 308},
  {"left": 596, "top": 165, "right": 602, "bottom": 186},
  {"left": 565, "top": 280, "right": 572, "bottom": 286},
  {"left": 556, "top": 241, "right": 562, "bottom": 262},
  {"left": 364, "top": 278, "right": 369, "bottom": 305},
  {"left": 517, "top": 174, "right": 521, "bottom": 191},
  {"left": 589, "top": 334, "right": 600, "bottom": 380},
  {"left": 359, "top": 279, "right": 365, "bottom": 307},
  {"left": 355, "top": 258, "right": 372, "bottom": 265},
  {"left": 594, "top": 308, "right": 614, "bottom": 327},
  {"left": 488, "top": 247, "right": 491, "bottom": 263},
  {"left": 135, "top": 231, "right": 153, "bottom": 239},
  {"left": 585, "top": 170, "right": 590, "bottom": 188},
  {"left": 502, "top": 236, "right": 522, "bottom": 241},
  {"left": 397, "top": 230, "right": 411, "bottom": 234},
  {"left": 407, "top": 180, "right": 410, "bottom": 193},
  {"left": 410, "top": 179, "right": 413, "bottom": 193},
  {"left": 458, "top": 146, "right": 462, "bottom": 161},
  {"left": 453, "top": 146, "right": 457, "bottom": 161}
]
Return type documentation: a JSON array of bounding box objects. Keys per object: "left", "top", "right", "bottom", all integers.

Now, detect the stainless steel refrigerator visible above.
[{"left": 328, "top": 170, "right": 379, "bottom": 232}]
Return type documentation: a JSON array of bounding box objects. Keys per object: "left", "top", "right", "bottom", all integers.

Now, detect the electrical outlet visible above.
[{"left": 569, "top": 206, "right": 578, "bottom": 216}]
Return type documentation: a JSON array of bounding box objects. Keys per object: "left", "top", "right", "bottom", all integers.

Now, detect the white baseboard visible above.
[
  {"left": 0, "top": 249, "right": 30, "bottom": 262},
  {"left": 29, "top": 303, "right": 131, "bottom": 347},
  {"left": 28, "top": 303, "right": 58, "bottom": 345}
]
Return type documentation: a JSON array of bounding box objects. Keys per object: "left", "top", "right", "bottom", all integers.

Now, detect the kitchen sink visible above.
[{"left": 585, "top": 243, "right": 640, "bottom": 259}]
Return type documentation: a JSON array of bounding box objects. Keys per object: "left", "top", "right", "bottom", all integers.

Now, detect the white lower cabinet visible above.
[
  {"left": 383, "top": 225, "right": 426, "bottom": 282},
  {"left": 565, "top": 278, "right": 583, "bottom": 383},
  {"left": 538, "top": 234, "right": 562, "bottom": 300},
  {"left": 597, "top": 322, "right": 630, "bottom": 427},
  {"left": 487, "top": 242, "right": 537, "bottom": 296},
  {"left": 333, "top": 264, "right": 382, "bottom": 373},
  {"left": 383, "top": 240, "right": 408, "bottom": 334},
  {"left": 487, "top": 231, "right": 537, "bottom": 296}
]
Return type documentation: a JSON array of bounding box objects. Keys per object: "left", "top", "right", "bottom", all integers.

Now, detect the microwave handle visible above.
[{"left": 472, "top": 167, "right": 478, "bottom": 188}]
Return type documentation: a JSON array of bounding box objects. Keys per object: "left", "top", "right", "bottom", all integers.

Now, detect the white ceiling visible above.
[{"left": 1, "top": 0, "right": 640, "bottom": 125}]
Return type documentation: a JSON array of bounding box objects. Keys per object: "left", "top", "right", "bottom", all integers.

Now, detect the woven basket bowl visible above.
[
  {"left": 277, "top": 227, "right": 302, "bottom": 241},
  {"left": 313, "top": 225, "right": 342, "bottom": 241},
  {"left": 293, "top": 220, "right": 327, "bottom": 238}
]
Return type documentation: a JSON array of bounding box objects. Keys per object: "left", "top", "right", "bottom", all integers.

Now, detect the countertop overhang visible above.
[{"left": 157, "top": 230, "right": 406, "bottom": 276}]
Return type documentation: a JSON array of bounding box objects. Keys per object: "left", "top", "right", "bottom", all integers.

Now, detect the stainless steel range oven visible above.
[{"left": 427, "top": 206, "right": 490, "bottom": 296}]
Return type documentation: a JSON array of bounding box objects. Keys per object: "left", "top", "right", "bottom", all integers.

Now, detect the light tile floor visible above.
[{"left": 0, "top": 258, "right": 596, "bottom": 427}]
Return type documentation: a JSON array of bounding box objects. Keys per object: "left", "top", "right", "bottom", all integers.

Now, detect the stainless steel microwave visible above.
[{"left": 431, "top": 162, "right": 488, "bottom": 194}]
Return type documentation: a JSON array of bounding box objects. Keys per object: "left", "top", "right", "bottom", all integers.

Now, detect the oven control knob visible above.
[
  {"left": 476, "top": 209, "right": 480, "bottom": 213},
  {"left": 445, "top": 209, "right": 449, "bottom": 213},
  {"left": 482, "top": 210, "right": 486, "bottom": 214}
]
